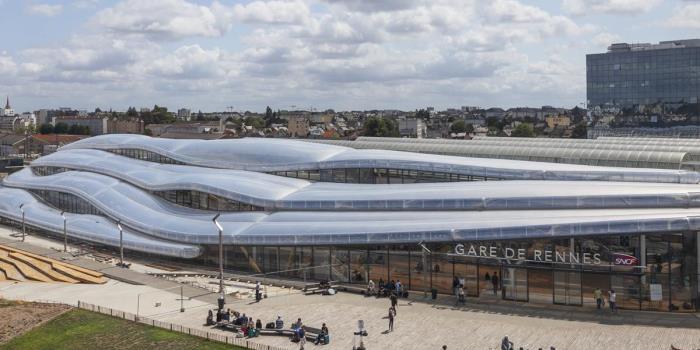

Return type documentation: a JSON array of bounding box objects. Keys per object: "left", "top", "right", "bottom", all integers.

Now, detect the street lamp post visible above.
[
  {"left": 117, "top": 220, "right": 124, "bottom": 266},
  {"left": 19, "top": 204, "right": 25, "bottom": 242},
  {"left": 418, "top": 241, "right": 431, "bottom": 299},
  {"left": 60, "top": 211, "right": 67, "bottom": 252},
  {"left": 213, "top": 213, "right": 225, "bottom": 310}
]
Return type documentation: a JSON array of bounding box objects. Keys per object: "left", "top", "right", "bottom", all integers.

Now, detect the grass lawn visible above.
[{"left": 0, "top": 308, "right": 246, "bottom": 350}]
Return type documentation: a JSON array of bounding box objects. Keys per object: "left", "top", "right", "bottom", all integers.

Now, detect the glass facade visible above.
[
  {"left": 153, "top": 190, "right": 265, "bottom": 211},
  {"left": 31, "top": 166, "right": 71, "bottom": 176},
  {"left": 268, "top": 168, "right": 500, "bottom": 184},
  {"left": 107, "top": 148, "right": 184, "bottom": 165},
  {"left": 197, "top": 233, "right": 699, "bottom": 312},
  {"left": 29, "top": 189, "right": 102, "bottom": 215},
  {"left": 587, "top": 42, "right": 700, "bottom": 111}
]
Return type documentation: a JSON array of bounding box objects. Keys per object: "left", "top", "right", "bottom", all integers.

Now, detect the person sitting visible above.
[
  {"left": 275, "top": 315, "right": 284, "bottom": 329},
  {"left": 247, "top": 320, "right": 257, "bottom": 337},
  {"left": 367, "top": 280, "right": 376, "bottom": 296},
  {"left": 206, "top": 309, "right": 214, "bottom": 326},
  {"left": 222, "top": 310, "right": 230, "bottom": 322},
  {"left": 314, "top": 323, "right": 329, "bottom": 345},
  {"left": 292, "top": 318, "right": 303, "bottom": 330},
  {"left": 384, "top": 281, "right": 393, "bottom": 297}
]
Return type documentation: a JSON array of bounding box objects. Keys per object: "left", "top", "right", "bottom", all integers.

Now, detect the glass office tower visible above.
[{"left": 587, "top": 39, "right": 700, "bottom": 112}]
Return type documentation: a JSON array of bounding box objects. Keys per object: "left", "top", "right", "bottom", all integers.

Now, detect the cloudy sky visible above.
[{"left": 0, "top": 0, "right": 698, "bottom": 113}]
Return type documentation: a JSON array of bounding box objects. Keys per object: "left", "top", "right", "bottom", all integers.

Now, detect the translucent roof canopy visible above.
[
  {"left": 61, "top": 134, "right": 700, "bottom": 184},
  {"left": 309, "top": 139, "right": 688, "bottom": 170},
  {"left": 1, "top": 134, "right": 699, "bottom": 258}
]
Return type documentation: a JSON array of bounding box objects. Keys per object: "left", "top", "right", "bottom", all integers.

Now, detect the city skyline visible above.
[{"left": 0, "top": 0, "right": 698, "bottom": 113}]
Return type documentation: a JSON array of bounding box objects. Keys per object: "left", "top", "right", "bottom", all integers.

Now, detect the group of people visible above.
[
  {"left": 276, "top": 316, "right": 330, "bottom": 347},
  {"left": 593, "top": 288, "right": 618, "bottom": 313},
  {"left": 368, "top": 278, "right": 405, "bottom": 298},
  {"left": 210, "top": 309, "right": 263, "bottom": 337}
]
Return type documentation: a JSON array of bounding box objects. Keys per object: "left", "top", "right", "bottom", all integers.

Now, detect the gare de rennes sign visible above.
[{"left": 453, "top": 244, "right": 636, "bottom": 266}]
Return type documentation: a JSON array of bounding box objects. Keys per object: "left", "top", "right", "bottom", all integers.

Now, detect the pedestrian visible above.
[
  {"left": 593, "top": 288, "right": 603, "bottom": 310},
  {"left": 390, "top": 292, "right": 398, "bottom": 312},
  {"left": 255, "top": 281, "right": 261, "bottom": 302},
  {"left": 491, "top": 271, "right": 499, "bottom": 295},
  {"left": 458, "top": 284, "right": 466, "bottom": 304},
  {"left": 388, "top": 306, "right": 395, "bottom": 332},
  {"left": 453, "top": 276, "right": 460, "bottom": 296},
  {"left": 396, "top": 279, "right": 402, "bottom": 296},
  {"left": 501, "top": 335, "right": 514, "bottom": 350},
  {"left": 608, "top": 290, "right": 617, "bottom": 313}
]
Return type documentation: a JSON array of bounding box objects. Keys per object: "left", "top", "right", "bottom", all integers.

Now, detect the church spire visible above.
[{"left": 4, "top": 96, "right": 9, "bottom": 109}]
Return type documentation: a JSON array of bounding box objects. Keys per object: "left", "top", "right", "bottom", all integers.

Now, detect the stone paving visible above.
[{"left": 1, "top": 227, "right": 700, "bottom": 350}]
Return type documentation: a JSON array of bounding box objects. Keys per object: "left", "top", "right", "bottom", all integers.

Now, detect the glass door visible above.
[
  {"left": 502, "top": 267, "right": 528, "bottom": 301},
  {"left": 553, "top": 271, "right": 582, "bottom": 306}
]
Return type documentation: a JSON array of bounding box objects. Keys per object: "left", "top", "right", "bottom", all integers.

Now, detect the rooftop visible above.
[{"left": 606, "top": 39, "right": 700, "bottom": 53}]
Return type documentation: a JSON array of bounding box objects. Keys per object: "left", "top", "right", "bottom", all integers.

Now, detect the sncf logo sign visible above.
[{"left": 613, "top": 253, "right": 639, "bottom": 266}]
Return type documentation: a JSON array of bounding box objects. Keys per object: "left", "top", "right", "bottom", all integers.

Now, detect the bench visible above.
[
  {"left": 302, "top": 326, "right": 330, "bottom": 344},
  {"left": 303, "top": 281, "right": 338, "bottom": 295}
]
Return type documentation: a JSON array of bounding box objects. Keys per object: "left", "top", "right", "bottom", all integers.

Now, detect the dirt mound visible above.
[{"left": 0, "top": 299, "right": 71, "bottom": 344}]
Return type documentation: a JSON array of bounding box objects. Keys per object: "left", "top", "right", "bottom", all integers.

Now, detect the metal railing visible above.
[{"left": 76, "top": 301, "right": 290, "bottom": 350}]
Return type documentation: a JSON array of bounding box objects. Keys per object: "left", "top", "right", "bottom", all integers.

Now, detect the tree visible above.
[
  {"left": 54, "top": 123, "right": 69, "bottom": 134},
  {"left": 196, "top": 110, "right": 205, "bottom": 121},
  {"left": 264, "top": 106, "right": 273, "bottom": 126},
  {"left": 39, "top": 123, "right": 54, "bottom": 134},
  {"left": 415, "top": 109, "right": 430, "bottom": 122},
  {"left": 244, "top": 116, "right": 265, "bottom": 130},
  {"left": 126, "top": 107, "right": 139, "bottom": 118},
  {"left": 362, "top": 116, "right": 399, "bottom": 137},
  {"left": 511, "top": 123, "right": 535, "bottom": 137},
  {"left": 450, "top": 120, "right": 467, "bottom": 134},
  {"left": 571, "top": 122, "right": 588, "bottom": 139}
]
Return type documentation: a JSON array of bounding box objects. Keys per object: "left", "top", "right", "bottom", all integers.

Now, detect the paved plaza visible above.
[{"left": 1, "top": 227, "right": 700, "bottom": 350}]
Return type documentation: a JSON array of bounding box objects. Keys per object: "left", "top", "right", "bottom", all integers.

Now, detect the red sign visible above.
[{"left": 613, "top": 253, "right": 639, "bottom": 266}]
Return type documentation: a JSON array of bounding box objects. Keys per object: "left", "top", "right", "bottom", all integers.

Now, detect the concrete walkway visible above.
[{"left": 1, "top": 228, "right": 700, "bottom": 349}]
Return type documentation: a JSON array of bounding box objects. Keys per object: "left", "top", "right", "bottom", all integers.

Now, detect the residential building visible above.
[
  {"left": 545, "top": 115, "right": 572, "bottom": 129},
  {"left": 55, "top": 116, "right": 108, "bottom": 135},
  {"left": 398, "top": 118, "right": 426, "bottom": 138},
  {"left": 287, "top": 116, "right": 310, "bottom": 138},
  {"left": 177, "top": 108, "right": 191, "bottom": 121},
  {"left": 106, "top": 117, "right": 144, "bottom": 134}
]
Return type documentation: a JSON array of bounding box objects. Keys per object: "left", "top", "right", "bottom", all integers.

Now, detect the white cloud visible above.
[
  {"left": 592, "top": 32, "right": 621, "bottom": 48},
  {"left": 666, "top": 3, "right": 700, "bottom": 29},
  {"left": 321, "top": 0, "right": 420, "bottom": 12},
  {"left": 7, "top": 0, "right": 608, "bottom": 110},
  {"left": 233, "top": 0, "right": 310, "bottom": 24},
  {"left": 0, "top": 55, "right": 17, "bottom": 75},
  {"left": 562, "top": 0, "right": 661, "bottom": 16},
  {"left": 92, "top": 0, "right": 233, "bottom": 40},
  {"left": 27, "top": 3, "right": 63, "bottom": 17}
]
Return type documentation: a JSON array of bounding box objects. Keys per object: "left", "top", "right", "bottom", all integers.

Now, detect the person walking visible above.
[
  {"left": 593, "top": 288, "right": 603, "bottom": 310},
  {"left": 388, "top": 306, "right": 395, "bottom": 332},
  {"left": 453, "top": 276, "right": 460, "bottom": 296},
  {"left": 390, "top": 292, "right": 398, "bottom": 313},
  {"left": 608, "top": 290, "right": 617, "bottom": 313},
  {"left": 491, "top": 271, "right": 499, "bottom": 295}
]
